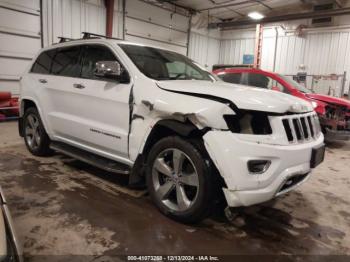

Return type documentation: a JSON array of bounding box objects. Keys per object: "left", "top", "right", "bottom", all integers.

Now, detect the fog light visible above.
[{"left": 247, "top": 160, "right": 271, "bottom": 174}]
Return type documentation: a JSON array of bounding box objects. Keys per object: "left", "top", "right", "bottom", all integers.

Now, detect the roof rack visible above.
[
  {"left": 58, "top": 36, "right": 75, "bottom": 43},
  {"left": 82, "top": 32, "right": 123, "bottom": 41},
  {"left": 56, "top": 32, "right": 123, "bottom": 45}
]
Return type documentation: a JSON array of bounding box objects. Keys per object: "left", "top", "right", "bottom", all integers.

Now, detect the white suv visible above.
[{"left": 19, "top": 35, "right": 325, "bottom": 223}]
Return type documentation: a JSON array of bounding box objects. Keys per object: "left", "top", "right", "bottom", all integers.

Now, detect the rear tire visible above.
[
  {"left": 146, "top": 136, "right": 217, "bottom": 223},
  {"left": 23, "top": 107, "right": 52, "bottom": 156}
]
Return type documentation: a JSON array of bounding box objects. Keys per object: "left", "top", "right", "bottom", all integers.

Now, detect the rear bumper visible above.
[
  {"left": 325, "top": 128, "right": 350, "bottom": 141},
  {"left": 203, "top": 131, "right": 324, "bottom": 207}
]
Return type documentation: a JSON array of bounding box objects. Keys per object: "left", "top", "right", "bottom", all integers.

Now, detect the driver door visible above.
[{"left": 55, "top": 44, "right": 131, "bottom": 161}]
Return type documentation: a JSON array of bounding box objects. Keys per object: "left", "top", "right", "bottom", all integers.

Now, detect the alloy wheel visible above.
[
  {"left": 152, "top": 148, "right": 200, "bottom": 212},
  {"left": 25, "top": 114, "right": 42, "bottom": 150}
]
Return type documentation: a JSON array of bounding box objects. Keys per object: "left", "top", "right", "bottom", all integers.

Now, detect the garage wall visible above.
[
  {"left": 112, "top": 0, "right": 123, "bottom": 39},
  {"left": 42, "top": 0, "right": 106, "bottom": 46},
  {"left": 188, "top": 31, "right": 220, "bottom": 70},
  {"left": 0, "top": 0, "right": 219, "bottom": 96},
  {"left": 219, "top": 30, "right": 255, "bottom": 66},
  {"left": 124, "top": 0, "right": 189, "bottom": 54},
  {"left": 0, "top": 0, "right": 41, "bottom": 94},
  {"left": 0, "top": 0, "right": 107, "bottom": 95},
  {"left": 219, "top": 21, "right": 350, "bottom": 94},
  {"left": 220, "top": 21, "right": 350, "bottom": 76},
  {"left": 261, "top": 27, "right": 350, "bottom": 76}
]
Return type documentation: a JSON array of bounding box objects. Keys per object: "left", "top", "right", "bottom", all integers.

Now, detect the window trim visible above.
[{"left": 29, "top": 43, "right": 130, "bottom": 84}]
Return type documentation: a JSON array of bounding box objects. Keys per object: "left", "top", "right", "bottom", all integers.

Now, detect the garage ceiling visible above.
[{"left": 156, "top": 0, "right": 348, "bottom": 21}]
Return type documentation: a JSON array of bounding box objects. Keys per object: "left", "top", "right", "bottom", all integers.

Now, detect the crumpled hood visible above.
[
  {"left": 306, "top": 93, "right": 350, "bottom": 108},
  {"left": 157, "top": 80, "right": 313, "bottom": 113}
]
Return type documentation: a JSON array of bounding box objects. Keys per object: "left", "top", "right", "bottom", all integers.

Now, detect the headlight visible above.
[
  {"left": 311, "top": 101, "right": 318, "bottom": 109},
  {"left": 223, "top": 110, "right": 272, "bottom": 135}
]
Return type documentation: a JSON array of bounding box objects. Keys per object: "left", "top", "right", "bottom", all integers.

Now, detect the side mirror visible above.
[
  {"left": 271, "top": 86, "right": 281, "bottom": 92},
  {"left": 94, "top": 61, "right": 122, "bottom": 80}
]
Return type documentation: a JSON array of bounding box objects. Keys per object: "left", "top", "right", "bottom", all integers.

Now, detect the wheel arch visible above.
[
  {"left": 19, "top": 99, "right": 47, "bottom": 137},
  {"left": 128, "top": 119, "right": 207, "bottom": 186},
  {"left": 20, "top": 99, "right": 37, "bottom": 116}
]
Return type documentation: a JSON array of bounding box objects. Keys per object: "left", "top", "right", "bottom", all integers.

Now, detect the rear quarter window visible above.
[
  {"left": 31, "top": 50, "right": 56, "bottom": 74},
  {"left": 51, "top": 46, "right": 81, "bottom": 77}
]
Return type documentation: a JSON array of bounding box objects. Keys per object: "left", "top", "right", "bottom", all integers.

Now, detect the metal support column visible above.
[
  {"left": 254, "top": 24, "right": 263, "bottom": 69},
  {"left": 105, "top": 0, "right": 115, "bottom": 37}
]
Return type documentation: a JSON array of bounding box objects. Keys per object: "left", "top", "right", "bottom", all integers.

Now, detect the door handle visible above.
[
  {"left": 39, "top": 79, "right": 47, "bottom": 84},
  {"left": 73, "top": 83, "right": 85, "bottom": 89}
]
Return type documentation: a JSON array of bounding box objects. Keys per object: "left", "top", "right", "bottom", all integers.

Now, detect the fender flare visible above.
[{"left": 19, "top": 98, "right": 48, "bottom": 137}]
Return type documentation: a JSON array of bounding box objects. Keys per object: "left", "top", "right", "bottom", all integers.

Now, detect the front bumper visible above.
[
  {"left": 204, "top": 131, "right": 324, "bottom": 207},
  {"left": 325, "top": 128, "right": 350, "bottom": 141}
]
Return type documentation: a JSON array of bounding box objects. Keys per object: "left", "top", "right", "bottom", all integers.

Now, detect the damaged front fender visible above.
[
  {"left": 151, "top": 98, "right": 235, "bottom": 130},
  {"left": 128, "top": 87, "right": 236, "bottom": 162}
]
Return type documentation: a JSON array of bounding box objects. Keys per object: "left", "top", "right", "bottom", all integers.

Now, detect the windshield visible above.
[
  {"left": 278, "top": 74, "right": 313, "bottom": 94},
  {"left": 119, "top": 44, "right": 213, "bottom": 81}
]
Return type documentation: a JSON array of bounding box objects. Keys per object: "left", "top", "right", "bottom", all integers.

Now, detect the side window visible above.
[
  {"left": 31, "top": 50, "right": 56, "bottom": 74},
  {"left": 81, "top": 45, "right": 117, "bottom": 79},
  {"left": 242, "top": 73, "right": 288, "bottom": 93},
  {"left": 245, "top": 73, "right": 270, "bottom": 88},
  {"left": 51, "top": 46, "right": 81, "bottom": 77},
  {"left": 268, "top": 79, "right": 287, "bottom": 93},
  {"left": 219, "top": 73, "right": 242, "bottom": 84}
]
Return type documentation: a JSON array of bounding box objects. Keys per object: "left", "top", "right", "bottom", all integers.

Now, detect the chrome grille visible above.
[{"left": 282, "top": 113, "right": 321, "bottom": 143}]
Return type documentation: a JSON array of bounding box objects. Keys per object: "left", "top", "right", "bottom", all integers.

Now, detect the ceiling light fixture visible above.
[{"left": 248, "top": 12, "right": 264, "bottom": 20}]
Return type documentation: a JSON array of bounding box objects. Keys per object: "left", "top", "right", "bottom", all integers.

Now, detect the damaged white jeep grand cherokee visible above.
[{"left": 19, "top": 37, "right": 325, "bottom": 223}]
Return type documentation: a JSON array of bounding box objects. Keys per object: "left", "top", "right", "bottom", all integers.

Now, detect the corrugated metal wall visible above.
[
  {"left": 220, "top": 28, "right": 350, "bottom": 74},
  {"left": 4, "top": 1, "right": 350, "bottom": 95},
  {"left": 262, "top": 28, "right": 350, "bottom": 95},
  {"left": 219, "top": 27, "right": 350, "bottom": 95},
  {"left": 42, "top": 0, "right": 106, "bottom": 46},
  {"left": 219, "top": 30, "right": 256, "bottom": 67},
  {"left": 188, "top": 32, "right": 220, "bottom": 70},
  {"left": 219, "top": 38, "right": 255, "bottom": 65},
  {"left": 270, "top": 31, "right": 350, "bottom": 75}
]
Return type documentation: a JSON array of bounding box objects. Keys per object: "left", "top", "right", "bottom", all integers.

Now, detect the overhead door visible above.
[
  {"left": 0, "top": 0, "right": 42, "bottom": 95},
  {"left": 125, "top": 0, "right": 190, "bottom": 55}
]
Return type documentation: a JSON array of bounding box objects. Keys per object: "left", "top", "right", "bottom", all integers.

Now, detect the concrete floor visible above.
[{"left": 0, "top": 121, "right": 350, "bottom": 261}]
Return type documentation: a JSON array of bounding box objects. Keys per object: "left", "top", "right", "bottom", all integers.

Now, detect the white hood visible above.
[{"left": 157, "top": 80, "right": 313, "bottom": 114}]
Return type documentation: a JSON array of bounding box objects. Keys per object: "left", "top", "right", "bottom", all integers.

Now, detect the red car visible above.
[
  {"left": 0, "top": 92, "right": 19, "bottom": 120},
  {"left": 214, "top": 67, "right": 350, "bottom": 141}
]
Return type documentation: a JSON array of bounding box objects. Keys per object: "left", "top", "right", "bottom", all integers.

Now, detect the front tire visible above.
[
  {"left": 23, "top": 107, "right": 52, "bottom": 156},
  {"left": 146, "top": 136, "right": 216, "bottom": 223}
]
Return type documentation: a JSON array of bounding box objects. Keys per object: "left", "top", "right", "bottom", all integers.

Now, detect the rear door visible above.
[{"left": 44, "top": 45, "right": 83, "bottom": 138}]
